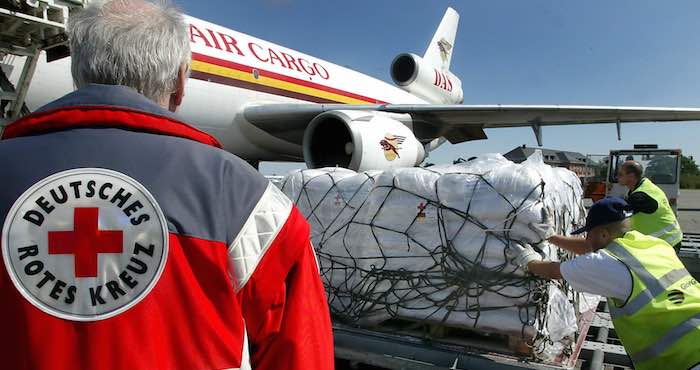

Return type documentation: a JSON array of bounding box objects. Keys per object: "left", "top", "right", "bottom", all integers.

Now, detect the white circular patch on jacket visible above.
[{"left": 2, "top": 168, "right": 168, "bottom": 321}]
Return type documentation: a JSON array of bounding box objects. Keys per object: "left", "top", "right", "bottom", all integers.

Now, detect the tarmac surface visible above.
[{"left": 678, "top": 189, "right": 700, "bottom": 233}]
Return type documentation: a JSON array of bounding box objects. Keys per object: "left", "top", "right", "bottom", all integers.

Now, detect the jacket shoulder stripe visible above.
[{"left": 228, "top": 183, "right": 292, "bottom": 291}]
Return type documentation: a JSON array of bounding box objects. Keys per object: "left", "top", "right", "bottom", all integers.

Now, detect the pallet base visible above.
[
  {"left": 332, "top": 295, "right": 603, "bottom": 369},
  {"left": 348, "top": 317, "right": 538, "bottom": 357}
]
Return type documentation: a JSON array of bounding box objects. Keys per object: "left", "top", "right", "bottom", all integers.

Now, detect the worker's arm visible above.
[
  {"left": 512, "top": 244, "right": 562, "bottom": 280},
  {"left": 547, "top": 235, "right": 591, "bottom": 255},
  {"left": 527, "top": 261, "right": 563, "bottom": 280},
  {"left": 558, "top": 253, "right": 632, "bottom": 301},
  {"left": 236, "top": 195, "right": 333, "bottom": 369},
  {"left": 515, "top": 246, "right": 632, "bottom": 300},
  {"left": 627, "top": 191, "right": 658, "bottom": 214}
]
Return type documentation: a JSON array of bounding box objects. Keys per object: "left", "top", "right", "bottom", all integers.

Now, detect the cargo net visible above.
[{"left": 280, "top": 153, "right": 586, "bottom": 359}]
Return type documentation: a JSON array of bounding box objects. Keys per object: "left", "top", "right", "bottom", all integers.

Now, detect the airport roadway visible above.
[{"left": 679, "top": 189, "right": 700, "bottom": 233}]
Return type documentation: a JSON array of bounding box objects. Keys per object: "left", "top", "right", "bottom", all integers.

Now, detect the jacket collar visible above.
[
  {"left": 628, "top": 177, "right": 647, "bottom": 195},
  {"left": 2, "top": 84, "right": 222, "bottom": 148}
]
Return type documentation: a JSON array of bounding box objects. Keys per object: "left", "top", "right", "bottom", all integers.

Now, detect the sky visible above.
[{"left": 177, "top": 0, "right": 700, "bottom": 175}]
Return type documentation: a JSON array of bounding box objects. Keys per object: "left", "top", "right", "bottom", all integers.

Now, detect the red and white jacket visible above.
[{"left": 0, "top": 84, "right": 334, "bottom": 370}]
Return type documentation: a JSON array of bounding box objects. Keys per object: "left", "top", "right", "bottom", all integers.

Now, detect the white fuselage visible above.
[{"left": 10, "top": 15, "right": 425, "bottom": 162}]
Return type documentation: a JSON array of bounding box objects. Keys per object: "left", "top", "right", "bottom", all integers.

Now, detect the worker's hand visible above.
[
  {"left": 530, "top": 222, "right": 555, "bottom": 240},
  {"left": 547, "top": 234, "right": 564, "bottom": 244},
  {"left": 514, "top": 245, "right": 543, "bottom": 271}
]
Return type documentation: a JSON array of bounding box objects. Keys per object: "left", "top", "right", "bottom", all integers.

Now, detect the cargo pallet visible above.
[
  {"left": 334, "top": 299, "right": 637, "bottom": 370},
  {"left": 336, "top": 234, "right": 700, "bottom": 369}
]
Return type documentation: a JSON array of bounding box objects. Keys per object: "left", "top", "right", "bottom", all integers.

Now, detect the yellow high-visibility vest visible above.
[
  {"left": 604, "top": 231, "right": 700, "bottom": 370},
  {"left": 629, "top": 178, "right": 682, "bottom": 246}
]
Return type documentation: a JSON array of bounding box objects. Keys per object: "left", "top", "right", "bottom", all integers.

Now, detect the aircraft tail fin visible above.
[{"left": 423, "top": 7, "right": 459, "bottom": 72}]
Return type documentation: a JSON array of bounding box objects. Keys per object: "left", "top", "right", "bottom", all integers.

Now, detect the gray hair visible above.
[
  {"left": 67, "top": 0, "right": 191, "bottom": 103},
  {"left": 603, "top": 218, "right": 632, "bottom": 239}
]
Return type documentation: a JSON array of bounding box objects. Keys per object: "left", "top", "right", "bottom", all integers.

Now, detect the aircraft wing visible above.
[{"left": 244, "top": 104, "right": 700, "bottom": 145}]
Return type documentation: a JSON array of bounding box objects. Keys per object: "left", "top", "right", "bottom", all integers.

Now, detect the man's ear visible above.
[{"left": 168, "top": 64, "right": 188, "bottom": 112}]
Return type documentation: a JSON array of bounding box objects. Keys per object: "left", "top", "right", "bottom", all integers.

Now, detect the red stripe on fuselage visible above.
[
  {"left": 191, "top": 52, "right": 387, "bottom": 104},
  {"left": 190, "top": 70, "right": 338, "bottom": 104}
]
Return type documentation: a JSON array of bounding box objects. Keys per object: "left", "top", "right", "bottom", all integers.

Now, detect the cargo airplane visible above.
[{"left": 4, "top": 7, "right": 700, "bottom": 171}]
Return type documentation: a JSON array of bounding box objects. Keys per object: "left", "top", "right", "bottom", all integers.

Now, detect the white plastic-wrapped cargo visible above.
[{"left": 281, "top": 152, "right": 586, "bottom": 360}]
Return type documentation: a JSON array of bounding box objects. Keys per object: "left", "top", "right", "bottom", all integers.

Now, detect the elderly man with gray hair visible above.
[{"left": 0, "top": 1, "right": 334, "bottom": 370}]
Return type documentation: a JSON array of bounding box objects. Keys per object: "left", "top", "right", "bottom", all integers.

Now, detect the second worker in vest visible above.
[
  {"left": 618, "top": 160, "right": 683, "bottom": 250},
  {"left": 547, "top": 160, "right": 683, "bottom": 254},
  {"left": 514, "top": 197, "right": 700, "bottom": 370}
]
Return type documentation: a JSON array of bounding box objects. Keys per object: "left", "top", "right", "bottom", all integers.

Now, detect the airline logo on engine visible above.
[
  {"left": 380, "top": 134, "right": 406, "bottom": 161},
  {"left": 1, "top": 168, "right": 169, "bottom": 322}
]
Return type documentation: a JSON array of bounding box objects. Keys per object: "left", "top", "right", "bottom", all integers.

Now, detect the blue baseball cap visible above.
[{"left": 572, "top": 197, "right": 633, "bottom": 235}]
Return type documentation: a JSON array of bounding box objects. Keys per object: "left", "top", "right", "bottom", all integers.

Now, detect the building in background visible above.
[{"left": 504, "top": 145, "right": 594, "bottom": 178}]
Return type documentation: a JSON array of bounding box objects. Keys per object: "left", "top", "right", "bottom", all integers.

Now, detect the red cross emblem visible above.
[
  {"left": 48, "top": 208, "right": 124, "bottom": 278},
  {"left": 417, "top": 202, "right": 427, "bottom": 219}
]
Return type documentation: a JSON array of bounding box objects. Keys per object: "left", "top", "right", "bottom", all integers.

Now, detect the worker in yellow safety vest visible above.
[
  {"left": 617, "top": 160, "right": 683, "bottom": 250},
  {"left": 515, "top": 197, "right": 700, "bottom": 370}
]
